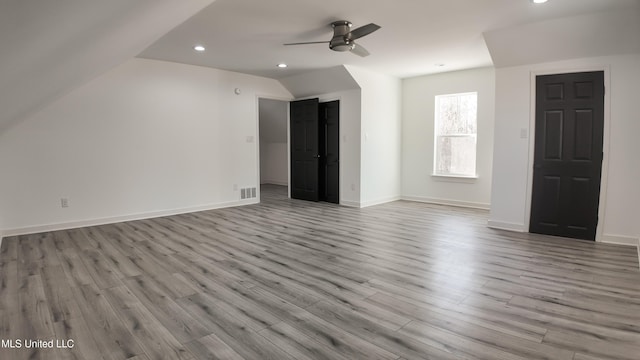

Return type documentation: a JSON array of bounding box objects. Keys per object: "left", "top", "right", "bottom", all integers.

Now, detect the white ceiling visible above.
[
  {"left": 1, "top": 0, "right": 638, "bottom": 134},
  {"left": 138, "top": 0, "right": 640, "bottom": 79}
]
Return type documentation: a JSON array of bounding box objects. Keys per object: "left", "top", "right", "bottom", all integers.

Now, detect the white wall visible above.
[
  {"left": 402, "top": 67, "right": 495, "bottom": 209},
  {"left": 489, "top": 54, "right": 640, "bottom": 245},
  {"left": 0, "top": 58, "right": 292, "bottom": 235},
  {"left": 346, "top": 66, "right": 403, "bottom": 207},
  {"left": 317, "top": 90, "right": 362, "bottom": 207},
  {"left": 259, "top": 143, "right": 288, "bottom": 186},
  {"left": 259, "top": 98, "right": 288, "bottom": 186}
]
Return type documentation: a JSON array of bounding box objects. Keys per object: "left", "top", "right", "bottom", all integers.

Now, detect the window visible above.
[{"left": 434, "top": 92, "right": 478, "bottom": 177}]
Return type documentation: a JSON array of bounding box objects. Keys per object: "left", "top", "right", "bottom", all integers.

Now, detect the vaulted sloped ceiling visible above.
[
  {"left": 484, "top": 7, "right": 640, "bottom": 68},
  {"left": 279, "top": 66, "right": 360, "bottom": 99},
  {"left": 0, "top": 0, "right": 216, "bottom": 133},
  {"left": 138, "top": 0, "right": 640, "bottom": 80},
  {"left": 2, "top": 0, "right": 638, "bottom": 134}
]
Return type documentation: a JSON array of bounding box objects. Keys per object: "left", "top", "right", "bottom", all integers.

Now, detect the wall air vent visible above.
[{"left": 240, "top": 187, "right": 257, "bottom": 199}]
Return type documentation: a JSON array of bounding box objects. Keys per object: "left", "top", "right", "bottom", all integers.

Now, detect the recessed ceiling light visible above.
[
  {"left": 532, "top": 0, "right": 548, "bottom": 3},
  {"left": 193, "top": 45, "right": 206, "bottom": 52},
  {"left": 277, "top": 63, "right": 288, "bottom": 68}
]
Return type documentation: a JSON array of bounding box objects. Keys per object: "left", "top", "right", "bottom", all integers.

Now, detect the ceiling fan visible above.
[{"left": 284, "top": 20, "right": 381, "bottom": 57}]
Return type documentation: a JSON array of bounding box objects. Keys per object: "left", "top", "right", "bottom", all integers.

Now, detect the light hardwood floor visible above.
[{"left": 1, "top": 184, "right": 639, "bottom": 360}]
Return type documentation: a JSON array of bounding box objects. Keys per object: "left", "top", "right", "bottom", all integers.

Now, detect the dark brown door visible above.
[
  {"left": 530, "top": 71, "right": 604, "bottom": 240},
  {"left": 319, "top": 101, "right": 340, "bottom": 204},
  {"left": 290, "top": 98, "right": 320, "bottom": 201}
]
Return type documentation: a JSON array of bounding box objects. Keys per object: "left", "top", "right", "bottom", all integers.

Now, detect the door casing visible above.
[{"left": 524, "top": 66, "right": 611, "bottom": 242}]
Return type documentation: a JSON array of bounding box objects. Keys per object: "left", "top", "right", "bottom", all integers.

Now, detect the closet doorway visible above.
[
  {"left": 258, "top": 98, "right": 288, "bottom": 193},
  {"left": 290, "top": 98, "right": 339, "bottom": 204}
]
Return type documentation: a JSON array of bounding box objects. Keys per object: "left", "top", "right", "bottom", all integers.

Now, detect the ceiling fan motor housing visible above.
[{"left": 329, "top": 20, "right": 355, "bottom": 52}]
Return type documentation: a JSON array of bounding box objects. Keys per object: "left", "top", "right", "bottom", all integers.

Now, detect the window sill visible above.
[{"left": 431, "top": 174, "right": 478, "bottom": 183}]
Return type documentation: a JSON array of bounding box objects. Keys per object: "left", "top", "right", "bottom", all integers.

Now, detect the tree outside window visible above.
[{"left": 434, "top": 92, "right": 477, "bottom": 177}]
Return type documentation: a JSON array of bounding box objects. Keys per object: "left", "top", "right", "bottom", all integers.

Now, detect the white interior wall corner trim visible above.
[
  {"left": 340, "top": 200, "right": 361, "bottom": 208},
  {"left": 598, "top": 233, "right": 640, "bottom": 247},
  {"left": 360, "top": 196, "right": 402, "bottom": 208},
  {"left": 486, "top": 220, "right": 527, "bottom": 232},
  {"left": 402, "top": 195, "right": 490, "bottom": 210}
]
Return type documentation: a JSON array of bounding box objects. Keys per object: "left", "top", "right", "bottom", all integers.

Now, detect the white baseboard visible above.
[
  {"left": 402, "top": 195, "right": 490, "bottom": 210},
  {"left": 487, "top": 220, "right": 527, "bottom": 232},
  {"left": 340, "top": 200, "right": 361, "bottom": 208},
  {"left": 0, "top": 199, "right": 258, "bottom": 237},
  {"left": 360, "top": 196, "right": 401, "bottom": 208},
  {"left": 598, "top": 233, "right": 639, "bottom": 247},
  {"left": 260, "top": 180, "right": 288, "bottom": 186}
]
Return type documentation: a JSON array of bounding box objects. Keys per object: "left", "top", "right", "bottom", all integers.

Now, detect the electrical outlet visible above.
[{"left": 61, "top": 198, "right": 69, "bottom": 208}]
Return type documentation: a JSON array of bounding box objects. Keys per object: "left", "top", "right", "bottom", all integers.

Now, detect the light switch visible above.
[{"left": 520, "top": 128, "right": 528, "bottom": 139}]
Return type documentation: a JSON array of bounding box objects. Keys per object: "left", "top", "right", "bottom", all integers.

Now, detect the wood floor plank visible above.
[
  {"left": 176, "top": 266, "right": 282, "bottom": 331},
  {"left": 71, "top": 283, "right": 144, "bottom": 360},
  {"left": 366, "top": 291, "right": 547, "bottom": 343},
  {"left": 53, "top": 316, "right": 106, "bottom": 360},
  {"left": 127, "top": 255, "right": 199, "bottom": 300},
  {"left": 183, "top": 334, "right": 244, "bottom": 360},
  {"left": 543, "top": 329, "right": 640, "bottom": 360},
  {"left": 176, "top": 293, "right": 299, "bottom": 360},
  {"left": 18, "top": 274, "right": 56, "bottom": 339},
  {"left": 122, "top": 276, "right": 211, "bottom": 344},
  {"left": 220, "top": 257, "right": 322, "bottom": 308},
  {"left": 64, "top": 228, "right": 99, "bottom": 251},
  {"left": 79, "top": 249, "right": 123, "bottom": 289},
  {"left": 461, "top": 293, "right": 640, "bottom": 347},
  {"left": 103, "top": 286, "right": 195, "bottom": 360},
  {"left": 306, "top": 300, "right": 463, "bottom": 360},
  {"left": 56, "top": 247, "right": 96, "bottom": 288},
  {"left": 401, "top": 314, "right": 575, "bottom": 360},
  {"left": 17, "top": 234, "right": 46, "bottom": 279},
  {"left": 39, "top": 265, "right": 82, "bottom": 322},
  {"left": 258, "top": 321, "right": 352, "bottom": 360},
  {"left": 0, "top": 258, "right": 19, "bottom": 312},
  {"left": 507, "top": 295, "right": 640, "bottom": 332},
  {"left": 1, "top": 184, "right": 638, "bottom": 359},
  {"left": 0, "top": 236, "right": 19, "bottom": 261},
  {"left": 237, "top": 286, "right": 400, "bottom": 360}
]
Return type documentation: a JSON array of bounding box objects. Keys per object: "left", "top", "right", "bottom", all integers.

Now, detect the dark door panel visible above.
[
  {"left": 322, "top": 100, "right": 340, "bottom": 204},
  {"left": 530, "top": 71, "right": 604, "bottom": 240},
  {"left": 290, "top": 99, "right": 319, "bottom": 201}
]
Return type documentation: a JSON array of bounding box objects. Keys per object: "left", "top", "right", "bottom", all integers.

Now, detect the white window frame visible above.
[{"left": 433, "top": 92, "right": 478, "bottom": 179}]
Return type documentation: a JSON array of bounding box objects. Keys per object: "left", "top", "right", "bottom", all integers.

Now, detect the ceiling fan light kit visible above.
[
  {"left": 284, "top": 20, "right": 381, "bottom": 57},
  {"left": 329, "top": 20, "right": 355, "bottom": 52}
]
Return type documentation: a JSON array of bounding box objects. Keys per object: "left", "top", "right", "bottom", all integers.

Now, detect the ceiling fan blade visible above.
[
  {"left": 350, "top": 43, "right": 370, "bottom": 57},
  {"left": 283, "top": 41, "right": 330, "bottom": 46},
  {"left": 349, "top": 23, "right": 381, "bottom": 40}
]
